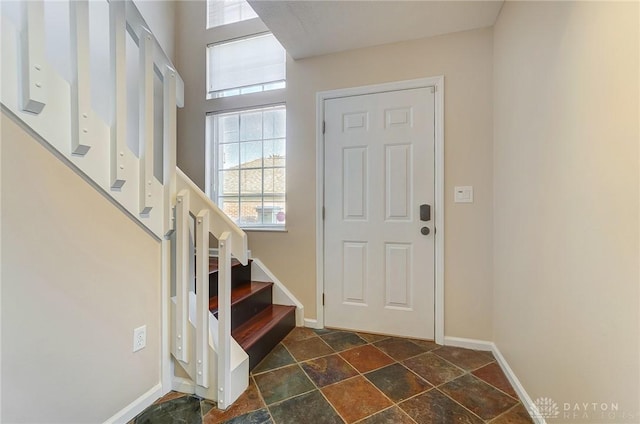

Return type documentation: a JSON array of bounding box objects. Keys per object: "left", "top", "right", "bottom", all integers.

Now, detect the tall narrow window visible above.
[
  {"left": 207, "top": 33, "right": 286, "bottom": 99},
  {"left": 207, "top": 0, "right": 258, "bottom": 29},
  {"left": 209, "top": 105, "right": 286, "bottom": 228}
]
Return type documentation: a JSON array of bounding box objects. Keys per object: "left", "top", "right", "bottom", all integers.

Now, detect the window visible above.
[
  {"left": 206, "top": 6, "right": 287, "bottom": 229},
  {"left": 207, "top": 33, "right": 286, "bottom": 99},
  {"left": 207, "top": 0, "right": 258, "bottom": 29},
  {"left": 209, "top": 105, "right": 286, "bottom": 228}
]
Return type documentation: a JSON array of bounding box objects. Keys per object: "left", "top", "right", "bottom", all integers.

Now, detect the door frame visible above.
[{"left": 314, "top": 76, "right": 445, "bottom": 344}]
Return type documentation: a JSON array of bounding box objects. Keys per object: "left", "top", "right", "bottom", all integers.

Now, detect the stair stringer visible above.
[
  {"left": 250, "top": 258, "right": 305, "bottom": 327},
  {"left": 170, "top": 292, "right": 249, "bottom": 404}
]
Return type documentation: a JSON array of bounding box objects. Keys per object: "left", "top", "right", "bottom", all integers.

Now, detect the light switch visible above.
[{"left": 454, "top": 186, "right": 473, "bottom": 203}]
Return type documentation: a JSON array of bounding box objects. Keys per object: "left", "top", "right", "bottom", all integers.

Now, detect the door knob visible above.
[{"left": 421, "top": 226, "right": 430, "bottom": 235}]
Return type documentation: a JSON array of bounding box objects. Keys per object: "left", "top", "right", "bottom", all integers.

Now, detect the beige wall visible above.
[
  {"left": 265, "top": 29, "right": 495, "bottom": 340},
  {"left": 493, "top": 1, "right": 639, "bottom": 420},
  {"left": 134, "top": 0, "right": 176, "bottom": 61},
  {"left": 1, "top": 115, "right": 162, "bottom": 423},
  {"left": 175, "top": 0, "right": 209, "bottom": 189},
  {"left": 175, "top": 0, "right": 495, "bottom": 340}
]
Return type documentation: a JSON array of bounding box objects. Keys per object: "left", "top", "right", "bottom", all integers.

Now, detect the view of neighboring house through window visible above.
[
  {"left": 206, "top": 0, "right": 287, "bottom": 229},
  {"left": 207, "top": 0, "right": 258, "bottom": 29},
  {"left": 209, "top": 106, "right": 286, "bottom": 227}
]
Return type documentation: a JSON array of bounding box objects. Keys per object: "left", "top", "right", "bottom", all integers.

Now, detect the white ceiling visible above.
[{"left": 247, "top": 0, "right": 504, "bottom": 59}]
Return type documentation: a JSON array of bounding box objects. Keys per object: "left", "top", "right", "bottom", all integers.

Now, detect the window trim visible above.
[
  {"left": 206, "top": 89, "right": 287, "bottom": 115},
  {"left": 206, "top": 103, "right": 287, "bottom": 229}
]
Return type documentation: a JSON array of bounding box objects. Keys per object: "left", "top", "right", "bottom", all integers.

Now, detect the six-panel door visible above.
[{"left": 323, "top": 87, "right": 435, "bottom": 339}]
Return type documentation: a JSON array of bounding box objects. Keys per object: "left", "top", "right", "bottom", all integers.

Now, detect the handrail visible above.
[{"left": 175, "top": 168, "right": 249, "bottom": 265}]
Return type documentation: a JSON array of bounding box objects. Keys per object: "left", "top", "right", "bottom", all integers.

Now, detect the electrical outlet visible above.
[{"left": 133, "top": 325, "right": 146, "bottom": 352}]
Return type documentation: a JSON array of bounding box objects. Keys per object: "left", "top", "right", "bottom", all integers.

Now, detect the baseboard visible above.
[
  {"left": 103, "top": 383, "right": 162, "bottom": 424},
  {"left": 303, "top": 318, "right": 322, "bottom": 329},
  {"left": 490, "top": 344, "right": 546, "bottom": 424},
  {"left": 172, "top": 376, "right": 196, "bottom": 394},
  {"left": 443, "top": 336, "right": 542, "bottom": 424},
  {"left": 443, "top": 336, "right": 493, "bottom": 351},
  {"left": 250, "top": 258, "right": 305, "bottom": 326}
]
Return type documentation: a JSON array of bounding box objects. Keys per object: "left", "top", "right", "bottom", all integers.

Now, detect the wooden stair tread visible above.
[
  {"left": 233, "top": 305, "right": 296, "bottom": 350},
  {"left": 209, "top": 281, "right": 272, "bottom": 312},
  {"left": 208, "top": 257, "right": 244, "bottom": 274}
]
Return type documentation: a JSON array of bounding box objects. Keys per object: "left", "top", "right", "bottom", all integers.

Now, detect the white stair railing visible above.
[
  {"left": 0, "top": 0, "right": 248, "bottom": 410},
  {"left": 1, "top": 0, "right": 182, "bottom": 237},
  {"left": 18, "top": 1, "right": 46, "bottom": 115},
  {"left": 173, "top": 169, "right": 249, "bottom": 408}
]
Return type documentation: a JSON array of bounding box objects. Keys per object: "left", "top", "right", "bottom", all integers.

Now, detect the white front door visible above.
[{"left": 323, "top": 87, "right": 435, "bottom": 339}]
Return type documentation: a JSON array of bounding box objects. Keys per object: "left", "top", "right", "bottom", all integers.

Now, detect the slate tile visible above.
[
  {"left": 253, "top": 344, "right": 296, "bottom": 374},
  {"left": 321, "top": 331, "right": 367, "bottom": 352},
  {"left": 440, "top": 374, "right": 518, "bottom": 420},
  {"left": 356, "top": 406, "right": 415, "bottom": 424},
  {"left": 254, "top": 365, "right": 315, "bottom": 405},
  {"left": 340, "top": 345, "right": 395, "bottom": 373},
  {"left": 204, "top": 379, "right": 266, "bottom": 423},
  {"left": 399, "top": 389, "right": 484, "bottom": 424},
  {"left": 373, "top": 338, "right": 427, "bottom": 361},
  {"left": 322, "top": 377, "right": 392, "bottom": 423},
  {"left": 491, "top": 404, "right": 535, "bottom": 424},
  {"left": 403, "top": 352, "right": 465, "bottom": 386},
  {"left": 433, "top": 346, "right": 494, "bottom": 371},
  {"left": 301, "top": 354, "right": 359, "bottom": 387},
  {"left": 282, "top": 337, "right": 334, "bottom": 361},
  {"left": 365, "top": 363, "right": 431, "bottom": 402},
  {"left": 472, "top": 362, "right": 518, "bottom": 398},
  {"left": 268, "top": 391, "right": 343, "bottom": 424}
]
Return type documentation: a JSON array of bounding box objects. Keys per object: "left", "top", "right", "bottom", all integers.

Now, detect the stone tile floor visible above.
[{"left": 132, "top": 328, "right": 534, "bottom": 424}]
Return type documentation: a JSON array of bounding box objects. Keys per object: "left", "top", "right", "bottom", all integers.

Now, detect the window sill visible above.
[{"left": 242, "top": 227, "right": 288, "bottom": 233}]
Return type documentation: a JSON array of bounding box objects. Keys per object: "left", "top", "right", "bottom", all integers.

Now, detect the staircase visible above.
[
  {"left": 0, "top": 0, "right": 301, "bottom": 416},
  {"left": 208, "top": 258, "right": 296, "bottom": 369}
]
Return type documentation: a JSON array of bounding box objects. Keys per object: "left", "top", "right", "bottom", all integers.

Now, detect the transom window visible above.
[
  {"left": 207, "top": 0, "right": 258, "bottom": 29},
  {"left": 207, "top": 33, "right": 286, "bottom": 99},
  {"left": 209, "top": 105, "right": 286, "bottom": 228}
]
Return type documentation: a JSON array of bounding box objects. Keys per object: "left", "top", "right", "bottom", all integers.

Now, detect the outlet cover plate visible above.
[
  {"left": 454, "top": 186, "right": 473, "bottom": 203},
  {"left": 133, "top": 325, "right": 146, "bottom": 352}
]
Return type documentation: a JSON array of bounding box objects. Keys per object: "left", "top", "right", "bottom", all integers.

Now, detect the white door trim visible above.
[{"left": 315, "top": 76, "right": 445, "bottom": 344}]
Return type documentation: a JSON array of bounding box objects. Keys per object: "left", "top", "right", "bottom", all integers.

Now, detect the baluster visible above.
[
  {"left": 109, "top": 0, "right": 127, "bottom": 189},
  {"left": 175, "top": 190, "right": 190, "bottom": 362},
  {"left": 19, "top": 0, "right": 46, "bottom": 114},
  {"left": 69, "top": 0, "right": 92, "bottom": 156},
  {"left": 196, "top": 210, "right": 210, "bottom": 388},
  {"left": 138, "top": 27, "right": 154, "bottom": 215},
  {"left": 217, "top": 232, "right": 232, "bottom": 410},
  {"left": 163, "top": 66, "right": 178, "bottom": 236}
]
